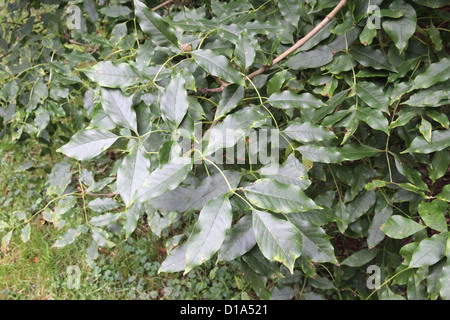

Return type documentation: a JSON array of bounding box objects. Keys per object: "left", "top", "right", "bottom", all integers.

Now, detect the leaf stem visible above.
[
  {"left": 365, "top": 267, "right": 411, "bottom": 300},
  {"left": 202, "top": 157, "right": 233, "bottom": 193}
]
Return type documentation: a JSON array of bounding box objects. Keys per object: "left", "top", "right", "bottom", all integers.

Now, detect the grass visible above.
[
  {"left": 1, "top": 224, "right": 244, "bottom": 300},
  {"left": 0, "top": 138, "right": 245, "bottom": 300}
]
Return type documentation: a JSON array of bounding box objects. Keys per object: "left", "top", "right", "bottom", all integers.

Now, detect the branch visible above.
[
  {"left": 152, "top": 0, "right": 175, "bottom": 11},
  {"left": 188, "top": 0, "right": 349, "bottom": 158},
  {"left": 247, "top": 0, "right": 348, "bottom": 80},
  {"left": 196, "top": 0, "right": 348, "bottom": 93},
  {"left": 0, "top": 50, "right": 12, "bottom": 60},
  {"left": 85, "top": 192, "right": 119, "bottom": 198},
  {"left": 196, "top": 83, "right": 229, "bottom": 94}
]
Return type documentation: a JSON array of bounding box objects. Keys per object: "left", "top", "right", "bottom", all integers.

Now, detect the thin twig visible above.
[
  {"left": 85, "top": 192, "right": 119, "bottom": 198},
  {"left": 196, "top": 0, "right": 348, "bottom": 93},
  {"left": 0, "top": 50, "right": 12, "bottom": 60},
  {"left": 248, "top": 0, "right": 348, "bottom": 79},
  {"left": 196, "top": 84, "right": 229, "bottom": 94},
  {"left": 152, "top": 0, "right": 175, "bottom": 11}
]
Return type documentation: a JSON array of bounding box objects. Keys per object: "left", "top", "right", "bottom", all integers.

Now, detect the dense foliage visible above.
[{"left": 1, "top": 0, "right": 449, "bottom": 300}]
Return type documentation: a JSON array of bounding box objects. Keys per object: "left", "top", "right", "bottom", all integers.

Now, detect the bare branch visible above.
[
  {"left": 85, "top": 192, "right": 119, "bottom": 198},
  {"left": 152, "top": 0, "right": 175, "bottom": 11}
]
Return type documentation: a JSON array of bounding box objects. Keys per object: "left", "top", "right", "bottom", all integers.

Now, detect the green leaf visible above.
[
  {"left": 365, "top": 179, "right": 387, "bottom": 191},
  {"left": 89, "top": 212, "right": 120, "bottom": 227},
  {"left": 20, "top": 224, "right": 31, "bottom": 243},
  {"left": 267, "top": 70, "right": 288, "bottom": 96},
  {"left": 84, "top": 0, "right": 99, "bottom": 22},
  {"left": 367, "top": 199, "right": 393, "bottom": 248},
  {"left": 101, "top": 88, "right": 137, "bottom": 132},
  {"left": 186, "top": 171, "right": 241, "bottom": 211},
  {"left": 411, "top": 0, "right": 448, "bottom": 8},
  {"left": 278, "top": 0, "right": 301, "bottom": 27},
  {"left": 101, "top": 5, "right": 131, "bottom": 17},
  {"left": 419, "top": 117, "right": 432, "bottom": 143},
  {"left": 159, "top": 243, "right": 187, "bottom": 273},
  {"left": 297, "top": 144, "right": 343, "bottom": 163},
  {"left": 283, "top": 121, "right": 336, "bottom": 143},
  {"left": 340, "top": 144, "right": 383, "bottom": 161},
  {"left": 333, "top": 201, "right": 350, "bottom": 233},
  {"left": 355, "top": 82, "right": 389, "bottom": 113},
  {"left": 323, "top": 54, "right": 355, "bottom": 75},
  {"left": 429, "top": 22, "right": 443, "bottom": 51},
  {"left": 427, "top": 111, "right": 449, "bottom": 129},
  {"left": 403, "top": 83, "right": 450, "bottom": 107},
  {"left": 347, "top": 190, "right": 376, "bottom": 223},
  {"left": 248, "top": 248, "right": 285, "bottom": 279},
  {"left": 403, "top": 130, "right": 450, "bottom": 154},
  {"left": 311, "top": 89, "right": 349, "bottom": 123},
  {"left": 204, "top": 108, "right": 268, "bottom": 156},
  {"left": 350, "top": 164, "right": 378, "bottom": 199},
  {"left": 418, "top": 200, "right": 448, "bottom": 233},
  {"left": 187, "top": 96, "right": 205, "bottom": 121},
  {"left": 252, "top": 209, "right": 302, "bottom": 274},
  {"left": 214, "top": 84, "right": 245, "bottom": 120},
  {"left": 0, "top": 81, "right": 19, "bottom": 102},
  {"left": 0, "top": 221, "right": 10, "bottom": 230},
  {"left": 53, "top": 227, "right": 82, "bottom": 248},
  {"left": 389, "top": 110, "right": 416, "bottom": 129},
  {"left": 45, "top": 159, "right": 72, "bottom": 196},
  {"left": 160, "top": 71, "right": 189, "bottom": 128},
  {"left": 234, "top": 32, "right": 256, "bottom": 69},
  {"left": 258, "top": 153, "right": 310, "bottom": 190},
  {"left": 124, "top": 202, "right": 142, "bottom": 237},
  {"left": 135, "top": 156, "right": 192, "bottom": 202},
  {"left": 185, "top": 194, "right": 232, "bottom": 273},
  {"left": 359, "top": 20, "right": 377, "bottom": 46},
  {"left": 437, "top": 185, "right": 450, "bottom": 202},
  {"left": 382, "top": 0, "right": 417, "bottom": 53},
  {"left": 357, "top": 106, "right": 389, "bottom": 134},
  {"left": 379, "top": 286, "right": 406, "bottom": 300},
  {"left": 27, "top": 78, "right": 48, "bottom": 111},
  {"left": 426, "top": 259, "right": 446, "bottom": 300},
  {"left": 134, "top": 0, "right": 178, "bottom": 47},
  {"left": 410, "top": 58, "right": 450, "bottom": 91},
  {"left": 341, "top": 248, "right": 379, "bottom": 267},
  {"left": 381, "top": 215, "right": 426, "bottom": 239},
  {"left": 150, "top": 170, "right": 241, "bottom": 213},
  {"left": 350, "top": 46, "right": 397, "bottom": 72},
  {"left": 81, "top": 61, "right": 140, "bottom": 88},
  {"left": 267, "top": 91, "right": 324, "bottom": 110},
  {"left": 286, "top": 217, "right": 337, "bottom": 263},
  {"left": 1, "top": 231, "right": 12, "bottom": 253},
  {"left": 86, "top": 239, "right": 99, "bottom": 260},
  {"left": 429, "top": 151, "right": 449, "bottom": 183},
  {"left": 331, "top": 11, "right": 354, "bottom": 35},
  {"left": 218, "top": 215, "right": 256, "bottom": 262},
  {"left": 410, "top": 233, "right": 447, "bottom": 268},
  {"left": 191, "top": 49, "right": 242, "bottom": 84},
  {"left": 57, "top": 129, "right": 118, "bottom": 161},
  {"left": 393, "top": 154, "right": 429, "bottom": 191},
  {"left": 407, "top": 273, "right": 426, "bottom": 299},
  {"left": 117, "top": 145, "right": 151, "bottom": 206},
  {"left": 299, "top": 20, "right": 336, "bottom": 52},
  {"left": 244, "top": 178, "right": 320, "bottom": 214},
  {"left": 397, "top": 183, "right": 427, "bottom": 197},
  {"left": 439, "top": 258, "right": 450, "bottom": 300},
  {"left": 87, "top": 198, "right": 120, "bottom": 213},
  {"left": 286, "top": 45, "right": 334, "bottom": 70}
]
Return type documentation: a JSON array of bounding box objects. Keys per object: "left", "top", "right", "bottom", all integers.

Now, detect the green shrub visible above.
[{"left": 1, "top": 0, "right": 449, "bottom": 300}]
